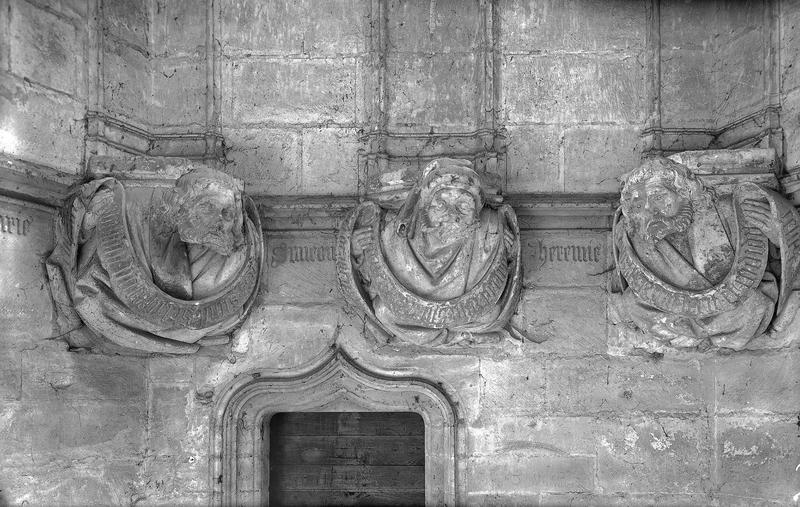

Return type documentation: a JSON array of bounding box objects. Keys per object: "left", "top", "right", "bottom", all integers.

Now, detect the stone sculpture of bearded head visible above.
[
  {"left": 396, "top": 158, "right": 484, "bottom": 245},
  {"left": 169, "top": 167, "right": 246, "bottom": 256},
  {"left": 621, "top": 157, "right": 710, "bottom": 242}
]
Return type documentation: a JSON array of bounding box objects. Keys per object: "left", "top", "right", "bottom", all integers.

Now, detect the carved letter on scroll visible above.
[
  {"left": 612, "top": 153, "right": 800, "bottom": 351},
  {"left": 337, "top": 158, "right": 523, "bottom": 346},
  {"left": 47, "top": 164, "right": 265, "bottom": 354}
]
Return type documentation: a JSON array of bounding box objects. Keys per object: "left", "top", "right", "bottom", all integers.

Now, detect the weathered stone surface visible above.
[
  {"left": 522, "top": 231, "right": 609, "bottom": 287},
  {"left": 220, "top": 0, "right": 364, "bottom": 56},
  {"left": 784, "top": 90, "right": 800, "bottom": 171},
  {"left": 597, "top": 416, "right": 712, "bottom": 494},
  {"left": 0, "top": 399, "right": 145, "bottom": 463},
  {"left": 716, "top": 416, "right": 800, "bottom": 502},
  {"left": 500, "top": 0, "right": 646, "bottom": 53},
  {"left": 148, "top": 356, "right": 195, "bottom": 384},
  {"left": 3, "top": 461, "right": 140, "bottom": 506},
  {"left": 0, "top": 73, "right": 85, "bottom": 171},
  {"left": 545, "top": 356, "right": 708, "bottom": 415},
  {"left": 387, "top": 53, "right": 479, "bottom": 129},
  {"left": 512, "top": 287, "right": 607, "bottom": 353},
  {"left": 713, "top": 350, "right": 800, "bottom": 414},
  {"left": 539, "top": 493, "right": 714, "bottom": 506},
  {"left": 150, "top": 58, "right": 207, "bottom": 128},
  {"left": 387, "top": 0, "right": 481, "bottom": 53},
  {"left": 151, "top": 0, "right": 205, "bottom": 56},
  {"left": 478, "top": 357, "right": 546, "bottom": 417},
  {"left": 301, "top": 127, "right": 362, "bottom": 194},
  {"left": 467, "top": 455, "right": 594, "bottom": 494},
  {"left": 103, "top": 0, "right": 149, "bottom": 48},
  {"left": 660, "top": 49, "right": 716, "bottom": 128},
  {"left": 563, "top": 126, "right": 641, "bottom": 192},
  {"left": 266, "top": 232, "right": 338, "bottom": 302},
  {"left": 468, "top": 416, "right": 598, "bottom": 457},
  {"left": 102, "top": 39, "right": 150, "bottom": 124},
  {"left": 135, "top": 455, "right": 211, "bottom": 504},
  {"left": 230, "top": 304, "right": 340, "bottom": 370},
  {"left": 148, "top": 385, "right": 192, "bottom": 456},
  {"left": 21, "top": 349, "right": 148, "bottom": 402},
  {"left": 0, "top": 350, "right": 22, "bottom": 401},
  {"left": 222, "top": 58, "right": 357, "bottom": 125},
  {"left": 0, "top": 197, "right": 56, "bottom": 341},
  {"left": 783, "top": 4, "right": 800, "bottom": 96},
  {"left": 502, "top": 54, "right": 646, "bottom": 125},
  {"left": 9, "top": 0, "right": 82, "bottom": 97},
  {"left": 465, "top": 493, "right": 541, "bottom": 507},
  {"left": 713, "top": 29, "right": 767, "bottom": 126},
  {"left": 224, "top": 127, "right": 302, "bottom": 194},
  {"left": 504, "top": 125, "right": 561, "bottom": 193}
]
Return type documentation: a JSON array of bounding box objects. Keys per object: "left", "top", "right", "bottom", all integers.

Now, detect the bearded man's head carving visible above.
[{"left": 621, "top": 157, "right": 711, "bottom": 241}]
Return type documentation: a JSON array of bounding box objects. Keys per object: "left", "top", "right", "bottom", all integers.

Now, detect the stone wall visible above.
[{"left": 1, "top": 1, "right": 799, "bottom": 506}]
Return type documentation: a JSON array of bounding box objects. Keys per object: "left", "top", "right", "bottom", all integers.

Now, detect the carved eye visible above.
[
  {"left": 221, "top": 207, "right": 233, "bottom": 220},
  {"left": 432, "top": 198, "right": 445, "bottom": 209}
]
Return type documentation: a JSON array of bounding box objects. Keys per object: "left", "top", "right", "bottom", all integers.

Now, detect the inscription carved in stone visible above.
[
  {"left": 46, "top": 164, "right": 265, "bottom": 354},
  {"left": 612, "top": 153, "right": 800, "bottom": 350},
  {"left": 337, "top": 158, "right": 523, "bottom": 346}
]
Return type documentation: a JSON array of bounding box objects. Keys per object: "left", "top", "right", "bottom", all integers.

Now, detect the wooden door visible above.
[{"left": 268, "top": 412, "right": 425, "bottom": 506}]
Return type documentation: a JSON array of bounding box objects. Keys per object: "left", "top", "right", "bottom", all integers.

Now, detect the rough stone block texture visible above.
[
  {"left": 504, "top": 125, "right": 561, "bottom": 193},
  {"left": 150, "top": 57, "right": 207, "bottom": 128},
  {"left": 465, "top": 493, "right": 541, "bottom": 506},
  {"left": 713, "top": 28, "right": 767, "bottom": 126},
  {"left": 713, "top": 350, "right": 800, "bottom": 414},
  {"left": 0, "top": 399, "right": 146, "bottom": 465},
  {"left": 220, "top": 0, "right": 365, "bottom": 56},
  {"left": 467, "top": 454, "right": 594, "bottom": 494},
  {"left": 387, "top": 0, "right": 482, "bottom": 53},
  {"left": 468, "top": 415, "right": 602, "bottom": 457},
  {"left": 228, "top": 304, "right": 341, "bottom": 371},
  {"left": 522, "top": 231, "right": 609, "bottom": 287},
  {"left": 0, "top": 74, "right": 85, "bottom": 170},
  {"left": 596, "top": 416, "right": 712, "bottom": 494},
  {"left": 102, "top": 0, "right": 149, "bottom": 48},
  {"left": 301, "top": 127, "right": 362, "bottom": 194},
  {"left": 265, "top": 231, "right": 338, "bottom": 302},
  {"left": 716, "top": 416, "right": 800, "bottom": 502},
  {"left": 0, "top": 197, "right": 56, "bottom": 341},
  {"left": 148, "top": 384, "right": 192, "bottom": 456},
  {"left": 9, "top": 0, "right": 83, "bottom": 97},
  {"left": 21, "top": 348, "right": 148, "bottom": 402},
  {"left": 660, "top": 0, "right": 725, "bottom": 50},
  {"left": 386, "top": 53, "right": 479, "bottom": 129},
  {"left": 478, "top": 357, "right": 546, "bottom": 418},
  {"left": 3, "top": 461, "right": 141, "bottom": 506},
  {"left": 224, "top": 127, "right": 302, "bottom": 194},
  {"left": 511, "top": 288, "right": 607, "bottom": 354},
  {"left": 784, "top": 89, "right": 800, "bottom": 171},
  {"left": 499, "top": 0, "right": 646, "bottom": 53},
  {"left": 151, "top": 0, "right": 206, "bottom": 56},
  {"left": 502, "top": 54, "right": 646, "bottom": 125},
  {"left": 221, "top": 58, "right": 357, "bottom": 125},
  {"left": 545, "top": 356, "right": 708, "bottom": 415},
  {"left": 0, "top": 349, "right": 22, "bottom": 400},
  {"left": 134, "top": 455, "right": 211, "bottom": 504},
  {"left": 783, "top": 1, "right": 800, "bottom": 96},
  {"left": 539, "top": 493, "right": 714, "bottom": 506},
  {"left": 660, "top": 49, "right": 716, "bottom": 128},
  {"left": 563, "top": 126, "right": 641, "bottom": 192},
  {"left": 102, "top": 39, "right": 151, "bottom": 125}
]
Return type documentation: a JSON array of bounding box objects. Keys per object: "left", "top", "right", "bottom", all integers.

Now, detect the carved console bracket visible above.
[{"left": 209, "top": 348, "right": 461, "bottom": 506}]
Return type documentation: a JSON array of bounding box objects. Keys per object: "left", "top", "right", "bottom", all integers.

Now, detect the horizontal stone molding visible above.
[{"left": 86, "top": 112, "right": 225, "bottom": 161}]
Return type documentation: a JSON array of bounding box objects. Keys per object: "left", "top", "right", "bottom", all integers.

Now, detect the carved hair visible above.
[{"left": 620, "top": 157, "right": 711, "bottom": 217}]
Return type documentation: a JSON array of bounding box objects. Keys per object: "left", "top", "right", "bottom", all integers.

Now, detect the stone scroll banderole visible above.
[
  {"left": 337, "top": 158, "right": 523, "bottom": 347},
  {"left": 46, "top": 164, "right": 265, "bottom": 355}
]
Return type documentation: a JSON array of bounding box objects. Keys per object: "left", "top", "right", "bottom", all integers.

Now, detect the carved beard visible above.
[{"left": 644, "top": 200, "right": 694, "bottom": 241}]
